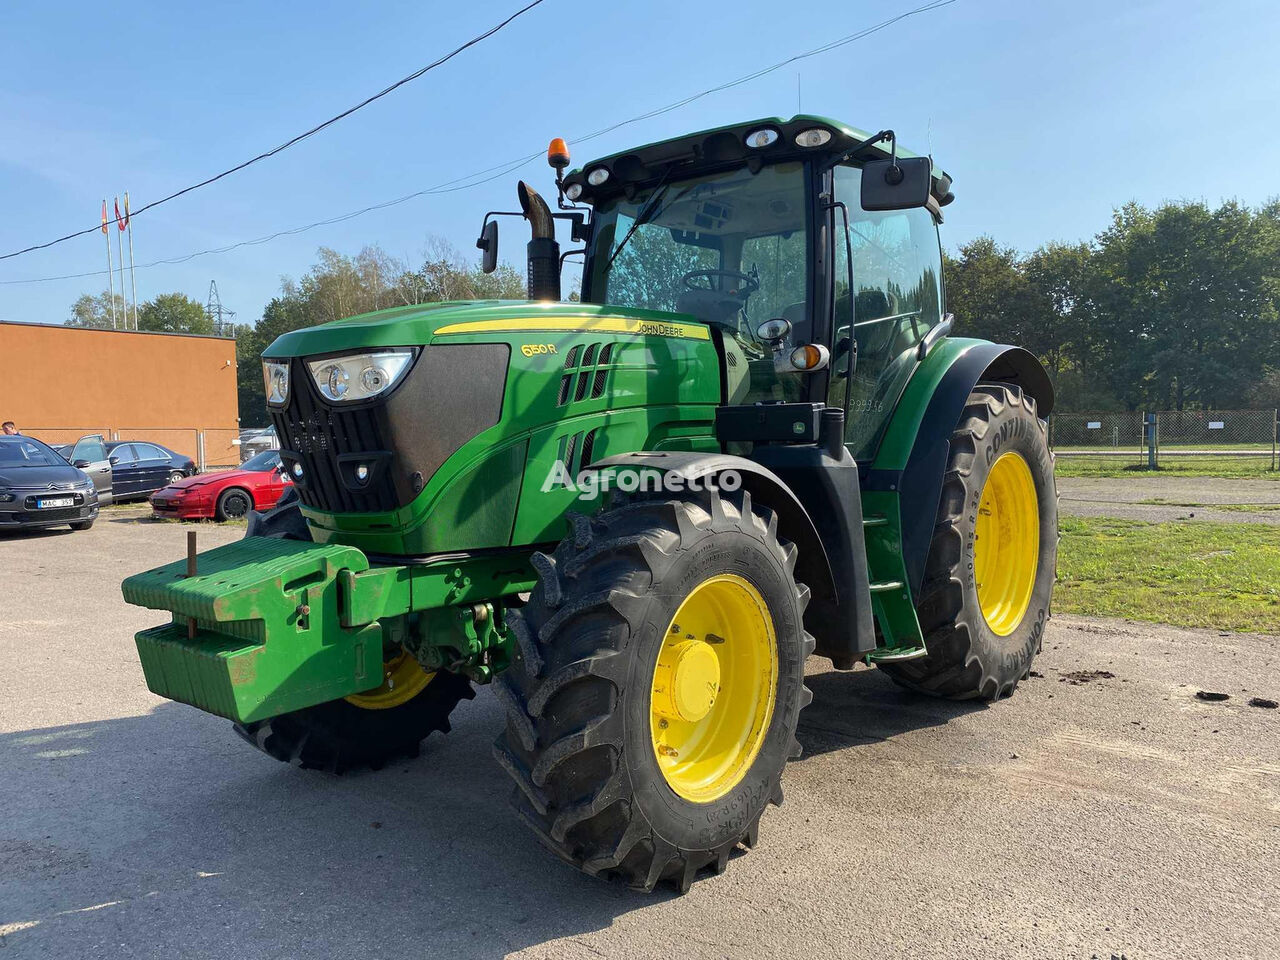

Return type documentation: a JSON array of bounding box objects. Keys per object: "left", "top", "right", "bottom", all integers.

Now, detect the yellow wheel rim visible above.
[
  {"left": 650, "top": 574, "right": 778, "bottom": 803},
  {"left": 344, "top": 650, "right": 434, "bottom": 710},
  {"left": 974, "top": 451, "right": 1040, "bottom": 636}
]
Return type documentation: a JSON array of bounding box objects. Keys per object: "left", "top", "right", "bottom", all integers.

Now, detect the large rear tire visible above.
[
  {"left": 879, "top": 383, "right": 1057, "bottom": 700},
  {"left": 493, "top": 489, "right": 814, "bottom": 892},
  {"left": 234, "top": 488, "right": 474, "bottom": 771}
]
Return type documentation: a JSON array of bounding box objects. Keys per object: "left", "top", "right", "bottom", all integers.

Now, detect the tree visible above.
[
  {"left": 67, "top": 291, "right": 127, "bottom": 328},
  {"left": 137, "top": 292, "right": 212, "bottom": 334},
  {"left": 234, "top": 240, "right": 528, "bottom": 426}
]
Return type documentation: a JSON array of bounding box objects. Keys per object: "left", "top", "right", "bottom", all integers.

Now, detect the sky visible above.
[{"left": 1, "top": 0, "right": 1278, "bottom": 327}]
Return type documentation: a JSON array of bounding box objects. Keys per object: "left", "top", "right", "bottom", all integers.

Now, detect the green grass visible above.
[
  {"left": 1054, "top": 458, "right": 1279, "bottom": 479},
  {"left": 1056, "top": 516, "right": 1280, "bottom": 634}
]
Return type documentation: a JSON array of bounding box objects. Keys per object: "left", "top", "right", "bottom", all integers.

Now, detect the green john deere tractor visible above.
[{"left": 123, "top": 116, "right": 1056, "bottom": 892}]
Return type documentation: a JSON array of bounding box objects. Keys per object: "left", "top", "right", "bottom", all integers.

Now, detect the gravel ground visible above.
[
  {"left": 1058, "top": 475, "right": 1280, "bottom": 524},
  {"left": 2, "top": 508, "right": 1278, "bottom": 959}
]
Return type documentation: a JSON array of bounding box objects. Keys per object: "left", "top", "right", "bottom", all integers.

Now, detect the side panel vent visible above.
[{"left": 556, "top": 340, "right": 617, "bottom": 407}]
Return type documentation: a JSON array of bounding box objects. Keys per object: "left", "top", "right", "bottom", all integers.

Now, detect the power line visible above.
[
  {"left": 0, "top": 0, "right": 955, "bottom": 287},
  {"left": 0, "top": 0, "right": 548, "bottom": 263}
]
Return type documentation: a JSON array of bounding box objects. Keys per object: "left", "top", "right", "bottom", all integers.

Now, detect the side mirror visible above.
[
  {"left": 476, "top": 220, "right": 499, "bottom": 274},
  {"left": 73, "top": 459, "right": 91, "bottom": 468},
  {"left": 756, "top": 318, "right": 792, "bottom": 346},
  {"left": 108, "top": 457, "right": 119, "bottom": 466},
  {"left": 860, "top": 156, "right": 933, "bottom": 211}
]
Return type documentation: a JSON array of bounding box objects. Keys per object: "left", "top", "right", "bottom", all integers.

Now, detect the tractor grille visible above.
[
  {"left": 271, "top": 368, "right": 397, "bottom": 514},
  {"left": 269, "top": 344, "right": 510, "bottom": 516}
]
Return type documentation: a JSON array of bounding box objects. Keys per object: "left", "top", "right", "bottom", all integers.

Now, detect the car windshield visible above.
[
  {"left": 0, "top": 437, "right": 65, "bottom": 467},
  {"left": 242, "top": 450, "right": 281, "bottom": 472}
]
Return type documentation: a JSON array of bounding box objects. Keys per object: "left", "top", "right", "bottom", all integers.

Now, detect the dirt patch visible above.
[{"left": 1059, "top": 670, "right": 1116, "bottom": 685}]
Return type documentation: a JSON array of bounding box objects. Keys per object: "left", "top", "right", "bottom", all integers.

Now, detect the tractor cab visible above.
[{"left": 491, "top": 115, "right": 956, "bottom": 464}]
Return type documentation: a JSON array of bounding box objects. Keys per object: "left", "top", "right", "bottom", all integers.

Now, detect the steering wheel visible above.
[{"left": 681, "top": 269, "right": 760, "bottom": 299}]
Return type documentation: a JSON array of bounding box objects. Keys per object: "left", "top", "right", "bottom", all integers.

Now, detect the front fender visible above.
[{"left": 587, "top": 451, "right": 836, "bottom": 604}]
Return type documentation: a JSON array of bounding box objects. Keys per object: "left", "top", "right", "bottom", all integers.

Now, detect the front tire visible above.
[
  {"left": 494, "top": 489, "right": 814, "bottom": 892},
  {"left": 234, "top": 490, "right": 474, "bottom": 771},
  {"left": 880, "top": 383, "right": 1057, "bottom": 700},
  {"left": 69, "top": 519, "right": 94, "bottom": 531},
  {"left": 216, "top": 487, "right": 253, "bottom": 521},
  {"left": 234, "top": 668, "right": 475, "bottom": 773}
]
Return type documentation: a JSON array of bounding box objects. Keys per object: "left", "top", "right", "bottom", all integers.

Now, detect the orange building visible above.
[{"left": 0, "top": 321, "right": 240, "bottom": 467}]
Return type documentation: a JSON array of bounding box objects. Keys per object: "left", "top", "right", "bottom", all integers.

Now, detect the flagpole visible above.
[
  {"left": 103, "top": 200, "right": 118, "bottom": 330},
  {"left": 114, "top": 196, "right": 127, "bottom": 329},
  {"left": 125, "top": 192, "right": 138, "bottom": 329}
]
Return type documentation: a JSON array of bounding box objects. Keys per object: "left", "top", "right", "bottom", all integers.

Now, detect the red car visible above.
[{"left": 150, "top": 450, "right": 291, "bottom": 521}]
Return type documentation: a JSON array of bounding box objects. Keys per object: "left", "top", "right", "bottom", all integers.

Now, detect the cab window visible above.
[
  {"left": 587, "top": 162, "right": 812, "bottom": 405},
  {"left": 827, "top": 164, "right": 944, "bottom": 460}
]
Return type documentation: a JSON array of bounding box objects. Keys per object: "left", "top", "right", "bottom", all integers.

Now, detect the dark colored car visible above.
[
  {"left": 104, "top": 441, "right": 196, "bottom": 500},
  {"left": 0, "top": 435, "right": 99, "bottom": 532},
  {"left": 151, "top": 450, "right": 292, "bottom": 521}
]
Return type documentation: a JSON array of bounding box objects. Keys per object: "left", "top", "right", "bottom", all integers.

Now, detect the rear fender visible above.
[{"left": 867, "top": 339, "right": 1054, "bottom": 596}]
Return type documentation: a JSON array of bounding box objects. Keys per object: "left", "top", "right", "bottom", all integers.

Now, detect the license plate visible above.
[{"left": 37, "top": 497, "right": 75, "bottom": 509}]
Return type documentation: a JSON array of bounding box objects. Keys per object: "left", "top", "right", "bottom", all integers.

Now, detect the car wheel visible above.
[
  {"left": 215, "top": 488, "right": 253, "bottom": 521},
  {"left": 169, "top": 471, "right": 184, "bottom": 484},
  {"left": 69, "top": 519, "right": 95, "bottom": 531}
]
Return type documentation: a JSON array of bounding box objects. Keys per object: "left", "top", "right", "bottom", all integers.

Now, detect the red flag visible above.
[
  {"left": 122, "top": 192, "right": 130, "bottom": 230},
  {"left": 114, "top": 197, "right": 126, "bottom": 232},
  {"left": 101, "top": 200, "right": 108, "bottom": 235}
]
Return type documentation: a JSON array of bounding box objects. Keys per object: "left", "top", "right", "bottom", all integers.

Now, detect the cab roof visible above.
[{"left": 562, "top": 114, "right": 953, "bottom": 206}]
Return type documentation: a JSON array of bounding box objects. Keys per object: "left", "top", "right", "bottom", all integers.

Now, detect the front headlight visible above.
[
  {"left": 263, "top": 361, "right": 290, "bottom": 406},
  {"left": 306, "top": 349, "right": 416, "bottom": 403}
]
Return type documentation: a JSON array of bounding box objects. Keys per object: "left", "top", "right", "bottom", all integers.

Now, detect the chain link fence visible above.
[
  {"left": 23, "top": 427, "right": 243, "bottom": 471},
  {"left": 1048, "top": 411, "right": 1146, "bottom": 469},
  {"left": 1050, "top": 410, "right": 1279, "bottom": 471}
]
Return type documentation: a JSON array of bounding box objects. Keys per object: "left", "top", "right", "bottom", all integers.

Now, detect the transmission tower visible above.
[{"left": 206, "top": 280, "right": 237, "bottom": 336}]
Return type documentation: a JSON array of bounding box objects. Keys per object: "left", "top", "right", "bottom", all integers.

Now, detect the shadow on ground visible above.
[
  {"left": 796, "top": 666, "right": 985, "bottom": 759},
  {"left": 0, "top": 665, "right": 985, "bottom": 957},
  {"left": 0, "top": 696, "right": 668, "bottom": 959}
]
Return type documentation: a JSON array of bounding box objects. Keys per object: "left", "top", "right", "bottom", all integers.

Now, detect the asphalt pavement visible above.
[{"left": 2, "top": 506, "right": 1277, "bottom": 959}]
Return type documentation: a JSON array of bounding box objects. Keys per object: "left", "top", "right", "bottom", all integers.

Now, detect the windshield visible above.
[
  {"left": 586, "top": 162, "right": 811, "bottom": 404},
  {"left": 241, "top": 450, "right": 282, "bottom": 472},
  {"left": 0, "top": 437, "right": 66, "bottom": 468}
]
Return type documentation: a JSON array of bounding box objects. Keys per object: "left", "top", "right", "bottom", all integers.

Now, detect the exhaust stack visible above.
[{"left": 518, "top": 181, "right": 560, "bottom": 301}]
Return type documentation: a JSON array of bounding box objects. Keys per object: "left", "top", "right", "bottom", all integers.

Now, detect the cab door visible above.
[{"left": 71, "top": 435, "right": 113, "bottom": 503}]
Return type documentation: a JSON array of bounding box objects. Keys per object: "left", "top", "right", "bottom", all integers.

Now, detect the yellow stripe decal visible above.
[{"left": 433, "top": 316, "right": 710, "bottom": 341}]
